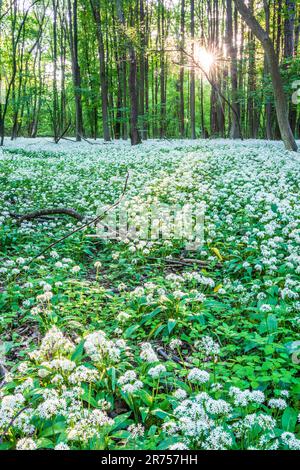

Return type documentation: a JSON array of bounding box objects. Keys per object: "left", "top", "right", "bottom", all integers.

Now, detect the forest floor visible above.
[{"left": 0, "top": 138, "right": 300, "bottom": 450}]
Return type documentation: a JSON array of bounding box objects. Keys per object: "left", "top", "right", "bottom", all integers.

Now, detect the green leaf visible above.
[
  {"left": 40, "top": 420, "right": 66, "bottom": 438},
  {"left": 139, "top": 389, "right": 153, "bottom": 406},
  {"left": 112, "top": 412, "right": 132, "bottom": 430},
  {"left": 111, "top": 430, "right": 130, "bottom": 439},
  {"left": 140, "top": 407, "right": 149, "bottom": 423},
  {"left": 282, "top": 407, "right": 298, "bottom": 432},
  {"left": 71, "top": 340, "right": 85, "bottom": 363},
  {"left": 147, "top": 322, "right": 163, "bottom": 339},
  {"left": 82, "top": 391, "right": 98, "bottom": 407},
  {"left": 267, "top": 314, "right": 278, "bottom": 333},
  {"left": 140, "top": 307, "right": 162, "bottom": 325},
  {"left": 124, "top": 324, "right": 140, "bottom": 338},
  {"left": 108, "top": 366, "right": 116, "bottom": 392},
  {"left": 36, "top": 438, "right": 54, "bottom": 449},
  {"left": 151, "top": 409, "right": 170, "bottom": 419},
  {"left": 154, "top": 323, "right": 166, "bottom": 338},
  {"left": 0, "top": 442, "right": 13, "bottom": 450},
  {"left": 167, "top": 319, "right": 177, "bottom": 334}
]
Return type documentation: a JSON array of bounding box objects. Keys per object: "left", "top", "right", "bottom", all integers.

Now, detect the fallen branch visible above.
[
  {"left": 54, "top": 122, "right": 71, "bottom": 144},
  {"left": 61, "top": 136, "right": 77, "bottom": 143},
  {"left": 10, "top": 207, "right": 84, "bottom": 224},
  {"left": 0, "top": 364, "right": 8, "bottom": 388},
  {"left": 78, "top": 134, "right": 106, "bottom": 145},
  {"left": 0, "top": 406, "right": 29, "bottom": 443},
  {"left": 156, "top": 347, "right": 192, "bottom": 368},
  {"left": 20, "top": 172, "right": 129, "bottom": 270},
  {"left": 166, "top": 258, "right": 222, "bottom": 269},
  {"left": 151, "top": 257, "right": 222, "bottom": 269}
]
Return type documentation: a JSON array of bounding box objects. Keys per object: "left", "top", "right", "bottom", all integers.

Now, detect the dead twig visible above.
[
  {"left": 54, "top": 122, "right": 71, "bottom": 144},
  {"left": 156, "top": 347, "right": 192, "bottom": 368},
  {"left": 0, "top": 364, "right": 8, "bottom": 388},
  {"left": 150, "top": 257, "right": 222, "bottom": 269},
  {"left": 165, "top": 258, "right": 222, "bottom": 269},
  {"left": 10, "top": 207, "right": 84, "bottom": 224},
  {"left": 21, "top": 172, "right": 130, "bottom": 270},
  {"left": 78, "top": 134, "right": 108, "bottom": 145},
  {"left": 0, "top": 406, "right": 29, "bottom": 443}
]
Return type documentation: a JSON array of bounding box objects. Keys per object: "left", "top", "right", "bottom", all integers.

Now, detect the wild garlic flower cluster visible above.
[
  {"left": 2, "top": 139, "right": 300, "bottom": 451},
  {"left": 148, "top": 364, "right": 167, "bottom": 379},
  {"left": 67, "top": 409, "right": 114, "bottom": 442},
  {"left": 0, "top": 394, "right": 35, "bottom": 435},
  {"left": 195, "top": 335, "right": 220, "bottom": 358},
  {"left": 118, "top": 370, "right": 143, "bottom": 394},
  {"left": 84, "top": 330, "right": 127, "bottom": 364},
  {"left": 229, "top": 387, "right": 265, "bottom": 407},
  {"left": 16, "top": 438, "right": 37, "bottom": 450},
  {"left": 68, "top": 365, "right": 100, "bottom": 385},
  {"left": 129, "top": 270, "right": 215, "bottom": 307},
  {"left": 163, "top": 386, "right": 298, "bottom": 450},
  {"left": 127, "top": 423, "right": 145, "bottom": 439},
  {"left": 187, "top": 368, "right": 210, "bottom": 384},
  {"left": 29, "top": 326, "right": 75, "bottom": 361},
  {"left": 140, "top": 342, "right": 158, "bottom": 362},
  {"left": 116, "top": 311, "right": 131, "bottom": 323},
  {"left": 169, "top": 338, "right": 183, "bottom": 350},
  {"left": 0, "top": 327, "right": 118, "bottom": 449}
]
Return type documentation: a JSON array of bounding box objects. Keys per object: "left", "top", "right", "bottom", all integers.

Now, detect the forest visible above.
[
  {"left": 0, "top": 0, "right": 300, "bottom": 455},
  {"left": 0, "top": 0, "right": 299, "bottom": 147}
]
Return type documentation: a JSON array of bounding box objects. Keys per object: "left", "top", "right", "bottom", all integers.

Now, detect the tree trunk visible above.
[
  {"left": 67, "top": 0, "right": 83, "bottom": 141},
  {"left": 190, "top": 0, "right": 195, "bottom": 139},
  {"left": 284, "top": 0, "right": 297, "bottom": 135},
  {"left": 90, "top": 0, "right": 110, "bottom": 141},
  {"left": 263, "top": 0, "right": 273, "bottom": 140},
  {"left": 139, "top": 0, "right": 146, "bottom": 139},
  {"left": 116, "top": 0, "right": 141, "bottom": 145},
  {"left": 179, "top": 0, "right": 185, "bottom": 137},
  {"left": 226, "top": 0, "right": 241, "bottom": 138},
  {"left": 234, "top": 0, "right": 297, "bottom": 151}
]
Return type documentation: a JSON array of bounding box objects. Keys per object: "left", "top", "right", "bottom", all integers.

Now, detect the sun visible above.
[{"left": 194, "top": 45, "right": 215, "bottom": 74}]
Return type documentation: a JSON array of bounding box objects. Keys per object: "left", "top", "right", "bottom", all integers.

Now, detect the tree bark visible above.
[
  {"left": 67, "top": 0, "right": 83, "bottom": 141},
  {"left": 284, "top": 0, "right": 297, "bottom": 135},
  {"left": 226, "top": 0, "right": 241, "bottom": 138},
  {"left": 234, "top": 0, "right": 297, "bottom": 151},
  {"left": 179, "top": 0, "right": 185, "bottom": 137},
  {"left": 190, "top": 0, "right": 196, "bottom": 139},
  {"left": 116, "top": 0, "right": 141, "bottom": 145},
  {"left": 90, "top": 0, "right": 110, "bottom": 141}
]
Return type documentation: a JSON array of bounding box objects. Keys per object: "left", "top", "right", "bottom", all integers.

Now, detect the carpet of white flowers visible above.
[{"left": 0, "top": 138, "right": 300, "bottom": 450}]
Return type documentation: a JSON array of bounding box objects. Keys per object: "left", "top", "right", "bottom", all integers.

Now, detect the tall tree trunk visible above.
[
  {"left": 52, "top": 0, "right": 59, "bottom": 141},
  {"left": 67, "top": 0, "right": 83, "bottom": 141},
  {"left": 159, "top": 0, "right": 166, "bottom": 138},
  {"left": 295, "top": 11, "right": 300, "bottom": 55},
  {"left": 226, "top": 0, "right": 241, "bottom": 138},
  {"left": 90, "top": 0, "right": 110, "bottom": 141},
  {"left": 276, "top": 0, "right": 283, "bottom": 59},
  {"left": 263, "top": 0, "right": 273, "bottom": 140},
  {"left": 179, "top": 0, "right": 185, "bottom": 137},
  {"left": 139, "top": 0, "right": 146, "bottom": 139},
  {"left": 247, "top": 0, "right": 258, "bottom": 138},
  {"left": 284, "top": 0, "right": 297, "bottom": 135},
  {"left": 190, "top": 0, "right": 196, "bottom": 139},
  {"left": 234, "top": 0, "right": 297, "bottom": 151},
  {"left": 116, "top": 0, "right": 141, "bottom": 145}
]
